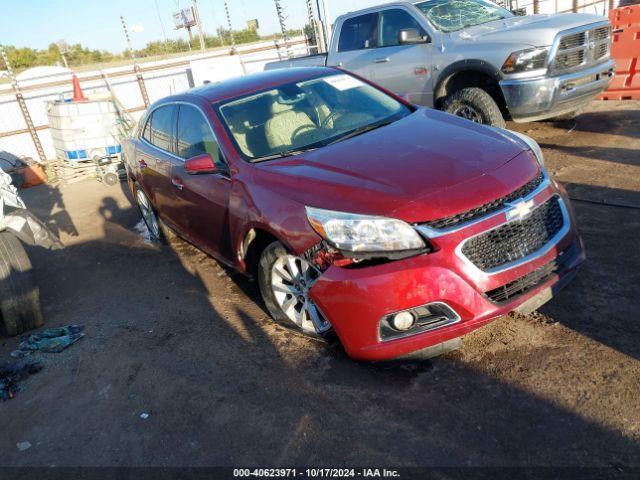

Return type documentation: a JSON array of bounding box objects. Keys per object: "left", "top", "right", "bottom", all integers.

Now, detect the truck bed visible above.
[{"left": 264, "top": 54, "right": 328, "bottom": 71}]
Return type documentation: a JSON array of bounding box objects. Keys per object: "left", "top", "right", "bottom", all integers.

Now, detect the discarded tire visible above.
[{"left": 0, "top": 231, "right": 44, "bottom": 337}]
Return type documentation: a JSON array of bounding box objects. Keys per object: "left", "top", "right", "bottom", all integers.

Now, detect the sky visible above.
[{"left": 0, "top": 0, "right": 387, "bottom": 53}]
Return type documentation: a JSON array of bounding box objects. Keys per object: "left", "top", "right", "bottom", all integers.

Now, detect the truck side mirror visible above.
[
  {"left": 399, "top": 28, "right": 428, "bottom": 45},
  {"left": 511, "top": 7, "right": 527, "bottom": 16}
]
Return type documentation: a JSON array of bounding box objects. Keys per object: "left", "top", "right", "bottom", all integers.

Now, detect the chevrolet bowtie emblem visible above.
[{"left": 505, "top": 199, "right": 535, "bottom": 222}]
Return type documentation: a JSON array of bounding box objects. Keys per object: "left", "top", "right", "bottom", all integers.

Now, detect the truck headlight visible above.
[
  {"left": 508, "top": 130, "right": 545, "bottom": 167},
  {"left": 306, "top": 207, "right": 425, "bottom": 254},
  {"left": 502, "top": 47, "right": 549, "bottom": 74}
]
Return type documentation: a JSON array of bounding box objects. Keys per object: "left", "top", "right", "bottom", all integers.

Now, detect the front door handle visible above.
[
  {"left": 138, "top": 159, "right": 148, "bottom": 169},
  {"left": 374, "top": 57, "right": 390, "bottom": 64},
  {"left": 171, "top": 178, "right": 184, "bottom": 190}
]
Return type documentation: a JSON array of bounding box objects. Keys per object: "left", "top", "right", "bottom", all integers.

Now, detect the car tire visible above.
[
  {"left": 134, "top": 184, "right": 164, "bottom": 243},
  {"left": 443, "top": 87, "right": 506, "bottom": 128},
  {"left": 0, "top": 231, "right": 44, "bottom": 337},
  {"left": 258, "top": 241, "right": 330, "bottom": 337}
]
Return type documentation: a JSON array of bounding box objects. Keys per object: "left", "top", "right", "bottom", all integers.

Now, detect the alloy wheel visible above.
[
  {"left": 270, "top": 254, "right": 328, "bottom": 334},
  {"left": 454, "top": 105, "right": 483, "bottom": 124},
  {"left": 136, "top": 188, "right": 161, "bottom": 240}
]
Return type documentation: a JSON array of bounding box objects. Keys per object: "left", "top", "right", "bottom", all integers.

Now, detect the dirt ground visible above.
[{"left": 1, "top": 101, "right": 639, "bottom": 469}]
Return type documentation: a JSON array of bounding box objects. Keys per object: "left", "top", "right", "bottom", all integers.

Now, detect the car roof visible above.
[{"left": 155, "top": 67, "right": 336, "bottom": 107}]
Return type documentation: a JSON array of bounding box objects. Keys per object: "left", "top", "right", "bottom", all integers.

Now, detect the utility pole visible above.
[
  {"left": 274, "top": 0, "right": 292, "bottom": 59},
  {"left": 0, "top": 45, "right": 46, "bottom": 163},
  {"left": 224, "top": 1, "right": 237, "bottom": 54},
  {"left": 120, "top": 15, "right": 150, "bottom": 108},
  {"left": 192, "top": 0, "right": 206, "bottom": 52},
  {"left": 321, "top": 0, "right": 331, "bottom": 51}
]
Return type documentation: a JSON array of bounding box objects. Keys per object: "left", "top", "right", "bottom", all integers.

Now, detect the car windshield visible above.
[
  {"left": 415, "top": 0, "right": 513, "bottom": 33},
  {"left": 217, "top": 73, "right": 412, "bottom": 161}
]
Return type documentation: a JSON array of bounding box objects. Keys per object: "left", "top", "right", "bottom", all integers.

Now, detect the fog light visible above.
[{"left": 390, "top": 311, "right": 415, "bottom": 331}]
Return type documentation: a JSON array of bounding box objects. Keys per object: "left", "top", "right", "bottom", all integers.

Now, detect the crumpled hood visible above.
[
  {"left": 454, "top": 13, "right": 607, "bottom": 47},
  {"left": 254, "top": 108, "right": 534, "bottom": 222}
]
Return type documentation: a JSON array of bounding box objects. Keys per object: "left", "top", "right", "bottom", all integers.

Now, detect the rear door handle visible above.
[
  {"left": 374, "top": 57, "right": 390, "bottom": 64},
  {"left": 171, "top": 178, "right": 184, "bottom": 190}
]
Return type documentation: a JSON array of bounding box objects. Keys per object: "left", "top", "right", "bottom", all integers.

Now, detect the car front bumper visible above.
[
  {"left": 500, "top": 60, "right": 615, "bottom": 123},
  {"left": 308, "top": 181, "right": 585, "bottom": 362}
]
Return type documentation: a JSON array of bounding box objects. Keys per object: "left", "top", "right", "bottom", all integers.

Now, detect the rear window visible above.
[{"left": 338, "top": 13, "right": 379, "bottom": 52}]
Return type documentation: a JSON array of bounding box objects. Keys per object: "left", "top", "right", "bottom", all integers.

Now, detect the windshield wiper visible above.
[
  {"left": 326, "top": 119, "right": 395, "bottom": 146},
  {"left": 252, "top": 147, "right": 317, "bottom": 162}
]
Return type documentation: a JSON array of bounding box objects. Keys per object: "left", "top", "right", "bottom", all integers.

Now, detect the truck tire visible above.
[
  {"left": 443, "top": 87, "right": 506, "bottom": 128},
  {"left": 0, "top": 231, "right": 44, "bottom": 337}
]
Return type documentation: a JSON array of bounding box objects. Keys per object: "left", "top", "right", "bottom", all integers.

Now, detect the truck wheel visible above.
[
  {"left": 258, "top": 241, "right": 330, "bottom": 337},
  {"left": 0, "top": 231, "right": 44, "bottom": 337},
  {"left": 443, "top": 87, "right": 506, "bottom": 128}
]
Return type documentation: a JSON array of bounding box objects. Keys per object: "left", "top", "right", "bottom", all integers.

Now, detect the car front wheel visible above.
[
  {"left": 443, "top": 87, "right": 506, "bottom": 128},
  {"left": 135, "top": 184, "right": 163, "bottom": 242},
  {"left": 258, "top": 241, "right": 330, "bottom": 336}
]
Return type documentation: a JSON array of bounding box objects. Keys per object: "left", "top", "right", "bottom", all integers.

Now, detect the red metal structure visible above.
[{"left": 599, "top": 6, "right": 640, "bottom": 100}]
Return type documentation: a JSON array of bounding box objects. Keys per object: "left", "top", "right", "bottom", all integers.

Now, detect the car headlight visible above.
[
  {"left": 306, "top": 207, "right": 425, "bottom": 254},
  {"left": 508, "top": 130, "right": 544, "bottom": 167},
  {"left": 501, "top": 47, "right": 549, "bottom": 74}
]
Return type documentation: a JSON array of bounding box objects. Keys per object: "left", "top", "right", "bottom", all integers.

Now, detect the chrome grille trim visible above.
[{"left": 549, "top": 22, "right": 611, "bottom": 75}]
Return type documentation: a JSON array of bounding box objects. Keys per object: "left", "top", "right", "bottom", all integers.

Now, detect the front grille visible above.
[
  {"left": 485, "top": 244, "right": 577, "bottom": 304},
  {"left": 559, "top": 32, "right": 586, "bottom": 49},
  {"left": 461, "top": 196, "right": 564, "bottom": 271},
  {"left": 551, "top": 24, "right": 611, "bottom": 74},
  {"left": 422, "top": 172, "right": 544, "bottom": 230},
  {"left": 555, "top": 50, "right": 585, "bottom": 70}
]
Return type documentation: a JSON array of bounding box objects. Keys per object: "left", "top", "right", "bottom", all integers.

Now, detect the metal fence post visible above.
[
  {"left": 0, "top": 45, "right": 47, "bottom": 163},
  {"left": 533, "top": 0, "right": 540, "bottom": 14}
]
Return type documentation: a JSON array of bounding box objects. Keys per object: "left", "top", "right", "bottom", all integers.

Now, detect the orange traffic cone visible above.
[{"left": 71, "top": 74, "right": 87, "bottom": 102}]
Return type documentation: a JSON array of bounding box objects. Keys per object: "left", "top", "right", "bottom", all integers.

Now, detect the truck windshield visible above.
[
  {"left": 217, "top": 73, "right": 411, "bottom": 162},
  {"left": 415, "top": 0, "right": 513, "bottom": 33}
]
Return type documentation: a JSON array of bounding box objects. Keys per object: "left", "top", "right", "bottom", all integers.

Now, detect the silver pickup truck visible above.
[{"left": 266, "top": 0, "right": 615, "bottom": 127}]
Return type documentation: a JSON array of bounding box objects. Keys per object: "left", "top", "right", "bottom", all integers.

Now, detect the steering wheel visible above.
[{"left": 320, "top": 110, "right": 348, "bottom": 131}]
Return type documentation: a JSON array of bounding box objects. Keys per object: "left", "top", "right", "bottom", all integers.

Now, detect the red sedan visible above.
[{"left": 123, "top": 67, "right": 585, "bottom": 361}]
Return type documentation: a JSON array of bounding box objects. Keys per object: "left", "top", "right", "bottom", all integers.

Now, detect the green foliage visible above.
[{"left": 0, "top": 26, "right": 283, "bottom": 72}]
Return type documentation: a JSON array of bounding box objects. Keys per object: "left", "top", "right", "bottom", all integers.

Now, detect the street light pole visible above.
[{"left": 192, "top": 0, "right": 206, "bottom": 52}]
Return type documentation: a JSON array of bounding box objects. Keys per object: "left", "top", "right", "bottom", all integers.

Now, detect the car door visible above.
[
  {"left": 370, "top": 7, "right": 435, "bottom": 107},
  {"left": 168, "top": 103, "right": 232, "bottom": 259},
  {"left": 328, "top": 12, "right": 380, "bottom": 80},
  {"left": 136, "top": 104, "right": 177, "bottom": 217}
]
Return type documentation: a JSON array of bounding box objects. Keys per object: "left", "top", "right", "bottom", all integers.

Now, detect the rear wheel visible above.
[
  {"left": 0, "top": 231, "right": 44, "bottom": 337},
  {"left": 443, "top": 87, "right": 506, "bottom": 128},
  {"left": 135, "top": 184, "right": 163, "bottom": 242},
  {"left": 258, "top": 241, "right": 330, "bottom": 336}
]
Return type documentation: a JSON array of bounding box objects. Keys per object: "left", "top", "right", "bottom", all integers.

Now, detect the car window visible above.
[
  {"left": 338, "top": 13, "right": 379, "bottom": 52},
  {"left": 149, "top": 105, "right": 176, "bottom": 152},
  {"left": 379, "top": 9, "right": 427, "bottom": 47},
  {"left": 176, "top": 104, "right": 225, "bottom": 169},
  {"left": 218, "top": 72, "right": 412, "bottom": 161},
  {"left": 142, "top": 114, "right": 152, "bottom": 143}
]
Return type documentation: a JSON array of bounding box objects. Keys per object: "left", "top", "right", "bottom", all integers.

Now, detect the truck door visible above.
[
  {"left": 328, "top": 12, "right": 380, "bottom": 81},
  {"left": 370, "top": 8, "right": 434, "bottom": 107}
]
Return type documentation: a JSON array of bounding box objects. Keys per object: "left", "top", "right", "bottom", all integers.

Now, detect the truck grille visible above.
[
  {"left": 551, "top": 24, "right": 611, "bottom": 74},
  {"left": 422, "top": 172, "right": 544, "bottom": 230},
  {"left": 461, "top": 196, "right": 564, "bottom": 271},
  {"left": 484, "top": 244, "right": 577, "bottom": 304}
]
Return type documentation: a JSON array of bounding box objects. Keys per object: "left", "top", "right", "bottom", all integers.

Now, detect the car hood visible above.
[
  {"left": 254, "top": 108, "right": 535, "bottom": 223},
  {"left": 453, "top": 13, "right": 607, "bottom": 47}
]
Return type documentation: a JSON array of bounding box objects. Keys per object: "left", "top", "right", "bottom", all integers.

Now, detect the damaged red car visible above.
[{"left": 123, "top": 67, "right": 585, "bottom": 361}]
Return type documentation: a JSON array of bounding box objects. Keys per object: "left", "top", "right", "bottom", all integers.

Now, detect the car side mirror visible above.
[
  {"left": 511, "top": 7, "right": 527, "bottom": 16},
  {"left": 399, "top": 28, "right": 428, "bottom": 45},
  {"left": 184, "top": 153, "right": 217, "bottom": 175}
]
